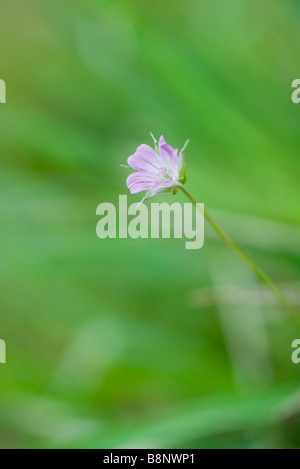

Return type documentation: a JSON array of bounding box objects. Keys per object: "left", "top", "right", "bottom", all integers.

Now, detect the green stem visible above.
[{"left": 179, "top": 184, "right": 300, "bottom": 325}]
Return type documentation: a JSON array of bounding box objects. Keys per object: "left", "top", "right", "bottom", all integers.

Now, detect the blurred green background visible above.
[{"left": 0, "top": 0, "right": 300, "bottom": 449}]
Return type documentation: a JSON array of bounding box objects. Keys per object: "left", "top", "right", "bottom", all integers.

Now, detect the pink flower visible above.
[{"left": 126, "top": 134, "right": 188, "bottom": 201}]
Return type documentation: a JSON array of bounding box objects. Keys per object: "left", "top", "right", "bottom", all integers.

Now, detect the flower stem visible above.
[{"left": 179, "top": 184, "right": 300, "bottom": 325}]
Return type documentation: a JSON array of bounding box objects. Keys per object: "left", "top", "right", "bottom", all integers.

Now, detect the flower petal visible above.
[
  {"left": 126, "top": 171, "right": 174, "bottom": 194},
  {"left": 158, "top": 136, "right": 179, "bottom": 174},
  {"left": 146, "top": 184, "right": 174, "bottom": 199},
  {"left": 127, "top": 144, "right": 162, "bottom": 174}
]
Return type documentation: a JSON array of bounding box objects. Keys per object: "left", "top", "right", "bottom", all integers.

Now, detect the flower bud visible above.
[{"left": 178, "top": 147, "right": 188, "bottom": 184}]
